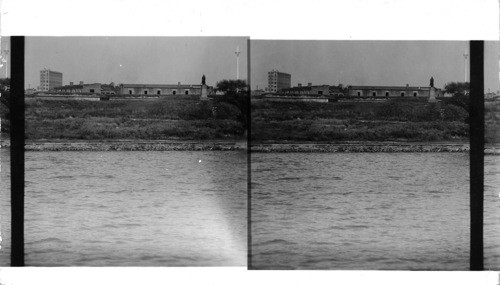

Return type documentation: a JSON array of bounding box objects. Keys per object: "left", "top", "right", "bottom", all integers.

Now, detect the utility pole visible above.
[
  {"left": 463, "top": 51, "right": 468, "bottom": 82},
  {"left": 235, "top": 46, "right": 240, "bottom": 80}
]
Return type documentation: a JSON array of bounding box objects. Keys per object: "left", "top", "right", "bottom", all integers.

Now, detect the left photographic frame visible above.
[{"left": 1, "top": 36, "right": 249, "bottom": 266}]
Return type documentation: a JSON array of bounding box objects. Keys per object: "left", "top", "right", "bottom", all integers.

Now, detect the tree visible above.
[
  {"left": 444, "top": 82, "right": 469, "bottom": 96},
  {"left": 214, "top": 79, "right": 249, "bottom": 130},
  {"left": 0, "top": 78, "right": 10, "bottom": 109},
  {"left": 216, "top": 79, "right": 247, "bottom": 94},
  {"left": 444, "top": 82, "right": 470, "bottom": 116}
]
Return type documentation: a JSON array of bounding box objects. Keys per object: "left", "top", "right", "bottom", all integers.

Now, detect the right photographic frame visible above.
[{"left": 249, "top": 40, "right": 500, "bottom": 270}]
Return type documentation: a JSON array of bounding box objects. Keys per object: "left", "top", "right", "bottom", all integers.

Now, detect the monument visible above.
[
  {"left": 201, "top": 74, "right": 208, "bottom": 100},
  {"left": 428, "top": 76, "right": 437, "bottom": 102}
]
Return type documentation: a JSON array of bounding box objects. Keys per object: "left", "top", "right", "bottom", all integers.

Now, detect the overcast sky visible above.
[
  {"left": 23, "top": 37, "right": 248, "bottom": 88},
  {"left": 1, "top": 38, "right": 498, "bottom": 92},
  {"left": 251, "top": 41, "right": 499, "bottom": 92}
]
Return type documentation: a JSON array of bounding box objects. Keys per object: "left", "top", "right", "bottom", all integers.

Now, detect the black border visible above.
[
  {"left": 469, "top": 40, "right": 484, "bottom": 271},
  {"left": 10, "top": 36, "right": 25, "bottom": 266}
]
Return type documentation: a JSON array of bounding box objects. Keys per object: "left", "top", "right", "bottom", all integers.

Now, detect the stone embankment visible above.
[
  {"left": 252, "top": 142, "right": 499, "bottom": 154},
  {"left": 0, "top": 140, "right": 247, "bottom": 151},
  {"left": 1, "top": 140, "right": 499, "bottom": 154}
]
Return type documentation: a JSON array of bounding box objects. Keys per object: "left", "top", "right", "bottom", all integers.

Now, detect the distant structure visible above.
[
  {"left": 267, "top": 70, "right": 291, "bottom": 93},
  {"left": 52, "top": 82, "right": 117, "bottom": 95},
  {"left": 281, "top": 83, "right": 333, "bottom": 96},
  {"left": 39, "top": 69, "right": 63, "bottom": 91},
  {"left": 119, "top": 81, "right": 213, "bottom": 96}
]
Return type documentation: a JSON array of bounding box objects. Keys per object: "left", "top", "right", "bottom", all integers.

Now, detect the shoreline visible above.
[
  {"left": 1, "top": 140, "right": 247, "bottom": 152},
  {"left": 1, "top": 139, "right": 499, "bottom": 154}
]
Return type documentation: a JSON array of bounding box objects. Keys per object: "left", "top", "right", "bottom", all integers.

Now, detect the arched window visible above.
[
  {"left": 413, "top": 92, "right": 418, "bottom": 97},
  {"left": 144, "top": 90, "right": 148, "bottom": 95},
  {"left": 185, "top": 90, "right": 189, "bottom": 95},
  {"left": 400, "top": 92, "right": 405, "bottom": 97},
  {"left": 357, "top": 91, "right": 361, "bottom": 97},
  {"left": 385, "top": 92, "right": 389, "bottom": 97},
  {"left": 372, "top": 92, "right": 376, "bottom": 97},
  {"left": 173, "top": 90, "right": 176, "bottom": 95},
  {"left": 157, "top": 90, "right": 161, "bottom": 95}
]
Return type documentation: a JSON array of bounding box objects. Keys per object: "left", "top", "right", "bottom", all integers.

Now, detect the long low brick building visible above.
[
  {"left": 119, "top": 83, "right": 213, "bottom": 96},
  {"left": 347, "top": 84, "right": 442, "bottom": 98}
]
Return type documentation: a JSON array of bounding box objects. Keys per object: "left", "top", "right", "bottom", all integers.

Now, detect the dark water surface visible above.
[
  {"left": 251, "top": 153, "right": 499, "bottom": 270},
  {"left": 0, "top": 150, "right": 247, "bottom": 266}
]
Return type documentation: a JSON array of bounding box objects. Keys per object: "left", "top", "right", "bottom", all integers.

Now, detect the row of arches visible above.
[
  {"left": 356, "top": 91, "right": 420, "bottom": 97},
  {"left": 127, "top": 89, "right": 191, "bottom": 95}
]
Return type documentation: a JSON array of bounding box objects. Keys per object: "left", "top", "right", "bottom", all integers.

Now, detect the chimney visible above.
[
  {"left": 80, "top": 81, "right": 84, "bottom": 85},
  {"left": 69, "top": 82, "right": 73, "bottom": 86},
  {"left": 298, "top": 83, "right": 302, "bottom": 87},
  {"left": 308, "top": 83, "right": 312, "bottom": 87}
]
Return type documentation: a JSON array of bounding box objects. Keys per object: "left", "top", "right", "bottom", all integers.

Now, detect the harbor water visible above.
[
  {"left": 1, "top": 150, "right": 499, "bottom": 268},
  {"left": 0, "top": 150, "right": 247, "bottom": 266},
  {"left": 251, "top": 152, "right": 500, "bottom": 270}
]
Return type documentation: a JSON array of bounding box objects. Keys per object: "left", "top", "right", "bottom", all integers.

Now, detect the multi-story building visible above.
[
  {"left": 267, "top": 70, "right": 291, "bottom": 93},
  {"left": 39, "top": 69, "right": 63, "bottom": 91}
]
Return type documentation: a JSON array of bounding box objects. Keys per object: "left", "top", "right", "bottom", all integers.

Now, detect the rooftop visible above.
[
  {"left": 120, "top": 83, "right": 205, "bottom": 88},
  {"left": 349, "top": 85, "right": 437, "bottom": 90}
]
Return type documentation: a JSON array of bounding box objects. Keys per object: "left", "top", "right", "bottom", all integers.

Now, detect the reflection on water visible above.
[
  {"left": 0, "top": 150, "right": 247, "bottom": 266},
  {"left": 251, "top": 153, "right": 483, "bottom": 270}
]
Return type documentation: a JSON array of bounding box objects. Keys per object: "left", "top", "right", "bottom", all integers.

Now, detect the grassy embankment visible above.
[
  {"left": 14, "top": 97, "right": 245, "bottom": 140},
  {"left": 485, "top": 101, "right": 500, "bottom": 144},
  {"left": 1, "top": 96, "right": 498, "bottom": 144},
  {"left": 252, "top": 98, "right": 497, "bottom": 143}
]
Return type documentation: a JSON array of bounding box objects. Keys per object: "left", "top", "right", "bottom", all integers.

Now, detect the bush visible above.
[{"left": 442, "top": 104, "right": 468, "bottom": 121}]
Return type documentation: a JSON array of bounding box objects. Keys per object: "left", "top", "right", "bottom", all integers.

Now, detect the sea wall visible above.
[
  {"left": 1, "top": 140, "right": 499, "bottom": 154},
  {"left": 1, "top": 141, "right": 247, "bottom": 151},
  {"left": 251, "top": 143, "right": 474, "bottom": 153}
]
